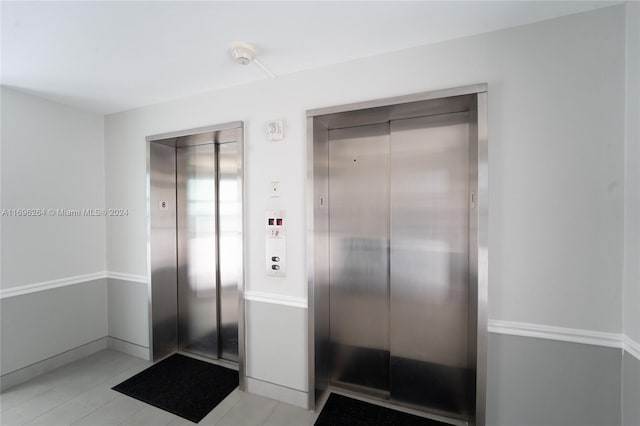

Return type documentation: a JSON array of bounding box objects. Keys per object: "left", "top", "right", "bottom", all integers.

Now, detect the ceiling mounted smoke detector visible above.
[
  {"left": 229, "top": 42, "right": 256, "bottom": 65},
  {"left": 229, "top": 42, "right": 276, "bottom": 79}
]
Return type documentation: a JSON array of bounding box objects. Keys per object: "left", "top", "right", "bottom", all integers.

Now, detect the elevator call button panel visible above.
[{"left": 265, "top": 209, "right": 286, "bottom": 277}]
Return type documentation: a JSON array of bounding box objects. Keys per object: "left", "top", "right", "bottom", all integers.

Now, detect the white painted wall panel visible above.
[
  {"left": 106, "top": 279, "right": 149, "bottom": 348},
  {"left": 246, "top": 301, "right": 307, "bottom": 391},
  {"left": 1, "top": 87, "right": 106, "bottom": 289},
  {"left": 0, "top": 279, "right": 108, "bottom": 375},
  {"left": 487, "top": 333, "right": 621, "bottom": 426},
  {"left": 622, "top": 352, "right": 640, "bottom": 426}
]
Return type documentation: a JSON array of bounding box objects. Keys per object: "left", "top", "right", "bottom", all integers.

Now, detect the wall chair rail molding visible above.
[
  {"left": 105, "top": 271, "right": 148, "bottom": 284},
  {"left": 0, "top": 271, "right": 150, "bottom": 299},
  {"left": 623, "top": 335, "right": 640, "bottom": 360},
  {"left": 488, "top": 319, "right": 639, "bottom": 360},
  {"left": 0, "top": 272, "right": 107, "bottom": 299},
  {"left": 244, "top": 291, "right": 308, "bottom": 309}
]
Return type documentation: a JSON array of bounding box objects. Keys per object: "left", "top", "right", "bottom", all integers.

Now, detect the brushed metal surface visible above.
[
  {"left": 475, "top": 92, "right": 489, "bottom": 426},
  {"left": 218, "top": 141, "right": 240, "bottom": 362},
  {"left": 146, "top": 140, "right": 153, "bottom": 362},
  {"left": 308, "top": 85, "right": 488, "bottom": 425},
  {"left": 176, "top": 143, "right": 218, "bottom": 359},
  {"left": 175, "top": 129, "right": 239, "bottom": 148},
  {"left": 146, "top": 121, "right": 243, "bottom": 144},
  {"left": 234, "top": 126, "right": 247, "bottom": 392},
  {"left": 147, "top": 122, "right": 245, "bottom": 383},
  {"left": 320, "top": 95, "right": 475, "bottom": 131},
  {"left": 468, "top": 98, "right": 479, "bottom": 424},
  {"left": 307, "top": 83, "right": 487, "bottom": 117},
  {"left": 309, "top": 117, "right": 331, "bottom": 410},
  {"left": 328, "top": 123, "right": 390, "bottom": 396},
  {"left": 149, "top": 142, "right": 178, "bottom": 361},
  {"left": 389, "top": 113, "right": 470, "bottom": 417}
]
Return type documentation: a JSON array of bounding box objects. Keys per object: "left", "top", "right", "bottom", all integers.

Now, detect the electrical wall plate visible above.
[
  {"left": 271, "top": 181, "right": 280, "bottom": 198},
  {"left": 267, "top": 120, "right": 284, "bottom": 141}
]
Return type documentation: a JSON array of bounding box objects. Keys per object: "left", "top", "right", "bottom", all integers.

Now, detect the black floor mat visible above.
[
  {"left": 112, "top": 353, "right": 238, "bottom": 423},
  {"left": 315, "top": 393, "right": 448, "bottom": 426}
]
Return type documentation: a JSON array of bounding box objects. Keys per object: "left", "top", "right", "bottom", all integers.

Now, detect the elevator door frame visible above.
[
  {"left": 307, "top": 84, "right": 488, "bottom": 425},
  {"left": 146, "top": 121, "right": 246, "bottom": 391}
]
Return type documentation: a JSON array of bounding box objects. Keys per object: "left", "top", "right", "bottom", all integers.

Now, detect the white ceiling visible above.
[{"left": 1, "top": 1, "right": 620, "bottom": 114}]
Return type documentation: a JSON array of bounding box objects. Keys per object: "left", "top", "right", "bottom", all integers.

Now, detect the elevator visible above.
[
  {"left": 308, "top": 85, "right": 488, "bottom": 425},
  {"left": 146, "top": 122, "right": 244, "bottom": 374}
]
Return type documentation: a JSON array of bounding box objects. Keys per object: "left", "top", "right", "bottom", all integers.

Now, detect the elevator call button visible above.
[{"left": 265, "top": 209, "right": 286, "bottom": 277}]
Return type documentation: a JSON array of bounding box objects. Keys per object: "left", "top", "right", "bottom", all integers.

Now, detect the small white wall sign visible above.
[{"left": 267, "top": 120, "right": 284, "bottom": 141}]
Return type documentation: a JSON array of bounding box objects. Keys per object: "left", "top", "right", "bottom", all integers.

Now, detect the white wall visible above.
[
  {"left": 624, "top": 1, "right": 640, "bottom": 345},
  {"left": 0, "top": 88, "right": 108, "bottom": 383},
  {"left": 623, "top": 3, "right": 640, "bottom": 425},
  {"left": 0, "top": 6, "right": 630, "bottom": 418},
  {"left": 487, "top": 334, "right": 621, "bottom": 426},
  {"left": 623, "top": 351, "right": 640, "bottom": 426},
  {"left": 108, "top": 5, "right": 628, "bottom": 391},
  {"left": 106, "top": 278, "right": 149, "bottom": 348},
  {"left": 106, "top": 4, "right": 626, "bottom": 379},
  {"left": 0, "top": 279, "right": 108, "bottom": 375},
  {"left": 1, "top": 87, "right": 106, "bottom": 288},
  {"left": 245, "top": 301, "right": 307, "bottom": 391}
]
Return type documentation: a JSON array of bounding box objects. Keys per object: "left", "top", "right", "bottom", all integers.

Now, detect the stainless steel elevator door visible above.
[
  {"left": 218, "top": 142, "right": 240, "bottom": 362},
  {"left": 149, "top": 143, "right": 178, "bottom": 361},
  {"left": 176, "top": 144, "right": 218, "bottom": 359},
  {"left": 328, "top": 123, "right": 390, "bottom": 396},
  {"left": 389, "top": 113, "right": 470, "bottom": 417}
]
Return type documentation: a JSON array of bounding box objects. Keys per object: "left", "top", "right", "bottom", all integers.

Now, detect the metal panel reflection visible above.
[
  {"left": 147, "top": 122, "right": 245, "bottom": 385},
  {"left": 328, "top": 123, "right": 390, "bottom": 397},
  {"left": 389, "top": 113, "right": 470, "bottom": 417},
  {"left": 475, "top": 92, "right": 489, "bottom": 426},
  {"left": 176, "top": 144, "right": 218, "bottom": 359},
  {"left": 149, "top": 143, "right": 178, "bottom": 361},
  {"left": 308, "top": 85, "right": 488, "bottom": 425},
  {"left": 218, "top": 141, "right": 240, "bottom": 362},
  {"left": 310, "top": 116, "right": 331, "bottom": 410}
]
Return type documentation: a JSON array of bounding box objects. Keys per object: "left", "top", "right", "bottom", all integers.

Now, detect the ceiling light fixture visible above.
[{"left": 229, "top": 42, "right": 276, "bottom": 79}]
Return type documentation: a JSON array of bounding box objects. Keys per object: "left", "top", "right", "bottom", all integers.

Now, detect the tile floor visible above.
[{"left": 0, "top": 350, "right": 317, "bottom": 426}]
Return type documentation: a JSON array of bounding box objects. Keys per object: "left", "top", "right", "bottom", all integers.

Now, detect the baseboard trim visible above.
[
  {"left": 244, "top": 291, "right": 307, "bottom": 309},
  {"left": 0, "top": 337, "right": 108, "bottom": 391},
  {"left": 245, "top": 377, "right": 308, "bottom": 409},
  {"left": 107, "top": 337, "right": 150, "bottom": 361}
]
